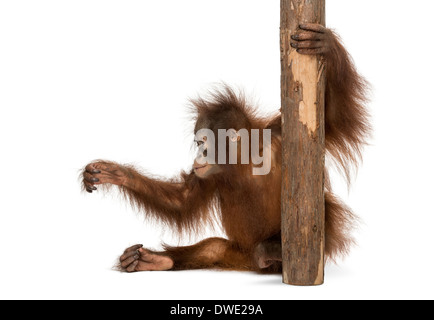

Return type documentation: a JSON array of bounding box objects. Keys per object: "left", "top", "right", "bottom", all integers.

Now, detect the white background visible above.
[{"left": 1, "top": 0, "right": 433, "bottom": 300}]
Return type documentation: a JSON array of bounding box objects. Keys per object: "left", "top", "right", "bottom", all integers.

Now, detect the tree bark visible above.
[{"left": 280, "top": 0, "right": 326, "bottom": 286}]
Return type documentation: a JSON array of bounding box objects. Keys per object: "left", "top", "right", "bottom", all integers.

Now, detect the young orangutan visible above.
[{"left": 82, "top": 24, "right": 370, "bottom": 273}]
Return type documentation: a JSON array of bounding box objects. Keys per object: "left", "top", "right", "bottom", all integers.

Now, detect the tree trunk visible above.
[{"left": 280, "top": 0, "right": 326, "bottom": 286}]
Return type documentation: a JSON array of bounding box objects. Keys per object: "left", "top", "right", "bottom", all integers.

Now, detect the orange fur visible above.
[{"left": 82, "top": 30, "right": 370, "bottom": 272}]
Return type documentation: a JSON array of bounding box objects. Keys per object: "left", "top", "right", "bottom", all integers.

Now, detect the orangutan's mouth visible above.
[{"left": 194, "top": 164, "right": 208, "bottom": 171}]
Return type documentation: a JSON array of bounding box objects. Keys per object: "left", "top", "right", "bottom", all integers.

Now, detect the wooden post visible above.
[{"left": 280, "top": 0, "right": 326, "bottom": 286}]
